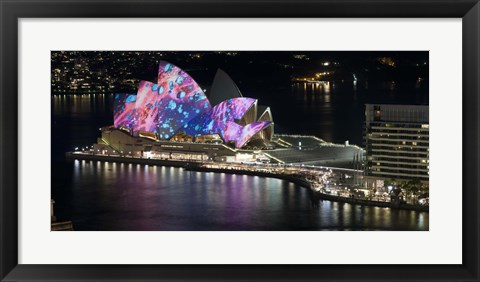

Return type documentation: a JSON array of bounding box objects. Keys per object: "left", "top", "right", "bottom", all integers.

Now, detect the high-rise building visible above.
[{"left": 364, "top": 104, "right": 429, "bottom": 188}]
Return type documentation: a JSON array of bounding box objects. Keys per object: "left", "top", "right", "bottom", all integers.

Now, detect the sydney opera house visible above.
[
  {"left": 113, "top": 61, "right": 273, "bottom": 148},
  {"left": 91, "top": 60, "right": 364, "bottom": 167},
  {"left": 94, "top": 61, "right": 275, "bottom": 161}
]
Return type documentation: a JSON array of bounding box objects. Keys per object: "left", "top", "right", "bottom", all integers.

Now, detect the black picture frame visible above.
[{"left": 1, "top": 0, "right": 478, "bottom": 281}]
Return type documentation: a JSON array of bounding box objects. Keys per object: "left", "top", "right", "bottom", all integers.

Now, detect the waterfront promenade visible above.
[{"left": 66, "top": 151, "right": 428, "bottom": 212}]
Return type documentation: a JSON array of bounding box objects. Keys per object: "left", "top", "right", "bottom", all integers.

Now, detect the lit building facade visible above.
[
  {"left": 112, "top": 61, "right": 274, "bottom": 149},
  {"left": 364, "top": 104, "right": 429, "bottom": 188}
]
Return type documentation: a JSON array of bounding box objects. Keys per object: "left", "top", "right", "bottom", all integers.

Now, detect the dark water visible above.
[
  {"left": 256, "top": 80, "right": 428, "bottom": 144},
  {"left": 51, "top": 81, "right": 429, "bottom": 231}
]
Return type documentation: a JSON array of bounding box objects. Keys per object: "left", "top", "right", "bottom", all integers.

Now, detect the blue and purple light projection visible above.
[
  {"left": 182, "top": 97, "right": 256, "bottom": 138},
  {"left": 113, "top": 93, "right": 137, "bottom": 131},
  {"left": 114, "top": 61, "right": 210, "bottom": 139},
  {"left": 237, "top": 121, "right": 271, "bottom": 148},
  {"left": 113, "top": 61, "right": 272, "bottom": 148}
]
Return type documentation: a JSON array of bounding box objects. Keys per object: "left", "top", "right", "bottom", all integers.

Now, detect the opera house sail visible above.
[{"left": 112, "top": 61, "right": 274, "bottom": 149}]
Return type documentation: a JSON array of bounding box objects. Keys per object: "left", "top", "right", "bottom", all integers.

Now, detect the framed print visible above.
[{"left": 1, "top": 0, "right": 479, "bottom": 281}]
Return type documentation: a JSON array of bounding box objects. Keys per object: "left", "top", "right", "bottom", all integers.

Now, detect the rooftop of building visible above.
[{"left": 365, "top": 103, "right": 429, "bottom": 109}]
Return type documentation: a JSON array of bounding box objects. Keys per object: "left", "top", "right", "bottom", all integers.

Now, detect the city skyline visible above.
[{"left": 51, "top": 51, "right": 429, "bottom": 102}]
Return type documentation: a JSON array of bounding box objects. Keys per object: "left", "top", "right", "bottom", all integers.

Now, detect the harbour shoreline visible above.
[{"left": 66, "top": 152, "right": 429, "bottom": 213}]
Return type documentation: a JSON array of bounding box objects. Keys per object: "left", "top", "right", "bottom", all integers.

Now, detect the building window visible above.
[{"left": 374, "top": 106, "right": 381, "bottom": 121}]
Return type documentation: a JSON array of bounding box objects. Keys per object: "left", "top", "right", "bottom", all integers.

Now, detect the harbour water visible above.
[
  {"left": 53, "top": 160, "right": 428, "bottom": 231},
  {"left": 51, "top": 80, "right": 429, "bottom": 231}
]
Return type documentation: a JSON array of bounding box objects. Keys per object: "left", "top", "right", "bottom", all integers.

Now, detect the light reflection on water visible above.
[{"left": 54, "top": 160, "right": 428, "bottom": 231}]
